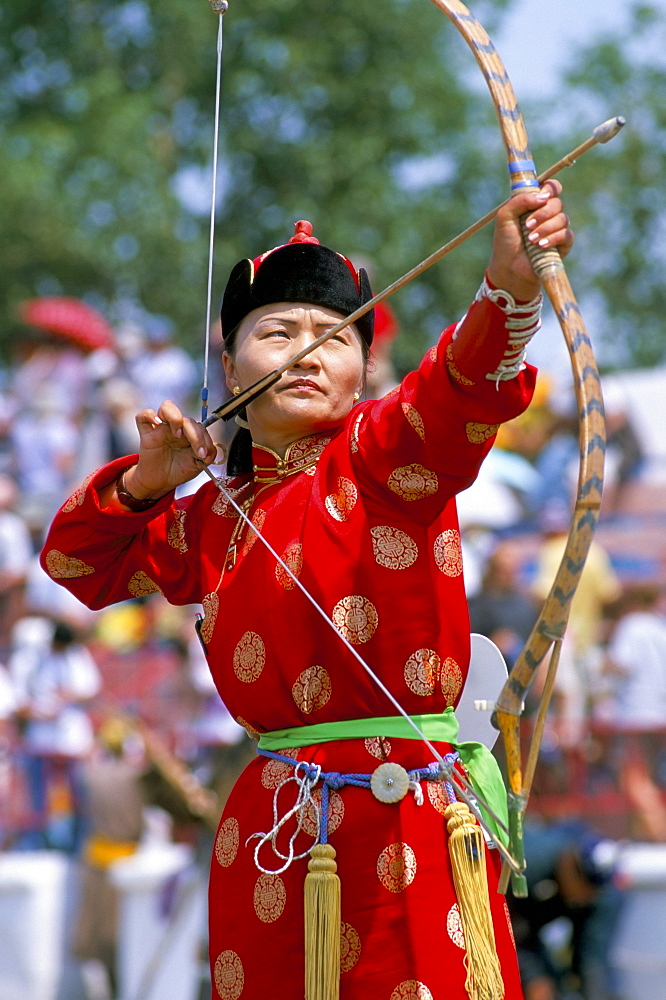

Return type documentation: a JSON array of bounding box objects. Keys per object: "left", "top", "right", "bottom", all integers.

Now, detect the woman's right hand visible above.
[{"left": 125, "top": 400, "right": 219, "bottom": 499}]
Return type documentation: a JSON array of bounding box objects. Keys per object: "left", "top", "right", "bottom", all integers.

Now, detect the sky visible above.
[{"left": 495, "top": 0, "right": 646, "bottom": 98}]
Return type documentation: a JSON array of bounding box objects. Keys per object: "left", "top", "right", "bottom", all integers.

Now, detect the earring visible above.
[
  {"left": 353, "top": 392, "right": 360, "bottom": 402},
  {"left": 232, "top": 386, "right": 241, "bottom": 396}
]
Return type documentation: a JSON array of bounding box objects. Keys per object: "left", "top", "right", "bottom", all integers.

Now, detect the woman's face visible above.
[{"left": 223, "top": 302, "right": 365, "bottom": 454}]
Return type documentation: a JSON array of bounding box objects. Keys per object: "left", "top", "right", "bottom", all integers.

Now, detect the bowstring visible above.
[
  {"left": 202, "top": 12, "right": 226, "bottom": 422},
  {"left": 197, "top": 463, "right": 519, "bottom": 869}
]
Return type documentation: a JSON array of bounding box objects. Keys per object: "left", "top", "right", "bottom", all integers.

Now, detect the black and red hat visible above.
[{"left": 221, "top": 221, "right": 375, "bottom": 345}]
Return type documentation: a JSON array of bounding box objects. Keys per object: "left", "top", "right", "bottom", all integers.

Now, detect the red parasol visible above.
[{"left": 18, "top": 297, "right": 116, "bottom": 353}]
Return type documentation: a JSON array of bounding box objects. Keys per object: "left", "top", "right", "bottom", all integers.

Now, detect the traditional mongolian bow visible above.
[
  {"left": 201, "top": 0, "right": 615, "bottom": 897},
  {"left": 424, "top": 0, "right": 608, "bottom": 897}
]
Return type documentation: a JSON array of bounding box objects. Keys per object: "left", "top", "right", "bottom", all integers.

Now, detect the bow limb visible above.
[{"left": 427, "top": 0, "right": 606, "bottom": 894}]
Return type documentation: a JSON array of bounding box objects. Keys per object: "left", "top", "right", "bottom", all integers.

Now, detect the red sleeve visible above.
[
  {"left": 39, "top": 455, "right": 204, "bottom": 611},
  {"left": 351, "top": 295, "right": 537, "bottom": 521}
]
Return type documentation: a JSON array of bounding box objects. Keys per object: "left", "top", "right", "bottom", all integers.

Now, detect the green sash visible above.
[{"left": 257, "top": 706, "right": 508, "bottom": 846}]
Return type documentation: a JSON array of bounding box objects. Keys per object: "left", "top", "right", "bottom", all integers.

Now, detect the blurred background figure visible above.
[
  {"left": 508, "top": 819, "right": 625, "bottom": 1000},
  {"left": 602, "top": 383, "right": 645, "bottom": 517},
  {"left": 0, "top": 660, "right": 17, "bottom": 847},
  {"left": 128, "top": 313, "right": 198, "bottom": 414},
  {"left": 10, "top": 297, "right": 119, "bottom": 535},
  {"left": 531, "top": 504, "right": 622, "bottom": 749},
  {"left": 468, "top": 539, "right": 539, "bottom": 670},
  {"left": 0, "top": 474, "right": 33, "bottom": 655},
  {"left": 10, "top": 618, "right": 102, "bottom": 851},
  {"left": 603, "top": 583, "right": 666, "bottom": 842},
  {"left": 73, "top": 716, "right": 146, "bottom": 1000}
]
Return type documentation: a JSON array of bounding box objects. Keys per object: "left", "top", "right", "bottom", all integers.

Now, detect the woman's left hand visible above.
[{"left": 487, "top": 179, "right": 574, "bottom": 302}]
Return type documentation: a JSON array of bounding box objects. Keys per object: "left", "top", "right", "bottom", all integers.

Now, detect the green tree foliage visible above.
[{"left": 1, "top": 0, "right": 517, "bottom": 382}]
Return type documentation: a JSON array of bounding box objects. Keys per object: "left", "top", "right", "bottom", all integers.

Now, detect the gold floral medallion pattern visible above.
[
  {"left": 447, "top": 903, "right": 465, "bottom": 949},
  {"left": 242, "top": 508, "right": 266, "bottom": 557},
  {"left": 233, "top": 631, "right": 266, "bottom": 683},
  {"left": 390, "top": 982, "right": 434, "bottom": 1000},
  {"left": 325, "top": 476, "right": 358, "bottom": 522},
  {"left": 445, "top": 343, "right": 475, "bottom": 386},
  {"left": 466, "top": 421, "right": 499, "bottom": 445},
  {"left": 127, "top": 571, "right": 163, "bottom": 598},
  {"left": 350, "top": 411, "right": 364, "bottom": 454},
  {"left": 433, "top": 529, "right": 463, "bottom": 577},
  {"left": 387, "top": 464, "right": 438, "bottom": 502},
  {"left": 167, "top": 509, "right": 188, "bottom": 552},
  {"left": 377, "top": 842, "right": 417, "bottom": 893},
  {"left": 401, "top": 402, "right": 426, "bottom": 442},
  {"left": 292, "top": 665, "right": 332, "bottom": 713},
  {"left": 213, "top": 950, "right": 244, "bottom": 1000},
  {"left": 404, "top": 649, "right": 441, "bottom": 697},
  {"left": 212, "top": 480, "right": 252, "bottom": 517},
  {"left": 301, "top": 787, "right": 345, "bottom": 837},
  {"left": 340, "top": 922, "right": 362, "bottom": 973},
  {"left": 214, "top": 817, "right": 239, "bottom": 868},
  {"left": 428, "top": 346, "right": 439, "bottom": 364},
  {"left": 200, "top": 592, "right": 220, "bottom": 646},
  {"left": 370, "top": 526, "right": 418, "bottom": 571},
  {"left": 288, "top": 434, "right": 332, "bottom": 465},
  {"left": 44, "top": 549, "right": 95, "bottom": 580},
  {"left": 61, "top": 472, "right": 94, "bottom": 512},
  {"left": 253, "top": 872, "right": 287, "bottom": 923},
  {"left": 261, "top": 757, "right": 294, "bottom": 790},
  {"left": 236, "top": 716, "right": 261, "bottom": 738},
  {"left": 331, "top": 595, "right": 379, "bottom": 645},
  {"left": 275, "top": 541, "right": 303, "bottom": 590},
  {"left": 441, "top": 657, "right": 463, "bottom": 706},
  {"left": 426, "top": 780, "right": 449, "bottom": 816},
  {"left": 364, "top": 736, "right": 392, "bottom": 760}
]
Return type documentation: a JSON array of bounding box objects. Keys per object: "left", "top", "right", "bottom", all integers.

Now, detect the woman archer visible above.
[{"left": 42, "top": 181, "right": 572, "bottom": 1000}]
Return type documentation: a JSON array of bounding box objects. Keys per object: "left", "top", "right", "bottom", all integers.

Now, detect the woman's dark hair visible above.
[{"left": 224, "top": 331, "right": 370, "bottom": 477}]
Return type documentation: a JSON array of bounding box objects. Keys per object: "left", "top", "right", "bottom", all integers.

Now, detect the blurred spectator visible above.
[
  {"left": 9, "top": 334, "right": 93, "bottom": 421},
  {"left": 602, "top": 383, "right": 645, "bottom": 516},
  {"left": 96, "top": 376, "right": 141, "bottom": 460},
  {"left": 509, "top": 819, "right": 624, "bottom": 1000},
  {"left": 468, "top": 540, "right": 539, "bottom": 669},
  {"left": 10, "top": 391, "right": 79, "bottom": 535},
  {"left": 129, "top": 314, "right": 198, "bottom": 413},
  {"left": 73, "top": 716, "right": 146, "bottom": 1000},
  {"left": 0, "top": 475, "right": 33, "bottom": 653},
  {"left": 604, "top": 583, "right": 666, "bottom": 841},
  {"left": 10, "top": 618, "right": 102, "bottom": 851},
  {"left": 523, "top": 411, "right": 579, "bottom": 522},
  {"left": 532, "top": 505, "right": 622, "bottom": 747}
]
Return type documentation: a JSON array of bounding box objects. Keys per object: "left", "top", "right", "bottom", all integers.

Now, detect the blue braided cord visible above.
[
  {"left": 439, "top": 753, "right": 460, "bottom": 804},
  {"left": 256, "top": 748, "right": 462, "bottom": 843}
]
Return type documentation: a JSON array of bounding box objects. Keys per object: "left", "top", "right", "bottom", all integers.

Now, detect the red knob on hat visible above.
[{"left": 289, "top": 220, "right": 319, "bottom": 245}]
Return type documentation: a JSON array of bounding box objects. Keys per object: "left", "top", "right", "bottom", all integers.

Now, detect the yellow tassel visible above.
[
  {"left": 304, "top": 843, "right": 341, "bottom": 1000},
  {"left": 445, "top": 801, "right": 505, "bottom": 1000}
]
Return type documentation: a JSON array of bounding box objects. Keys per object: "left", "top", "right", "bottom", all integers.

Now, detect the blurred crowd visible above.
[{"left": 0, "top": 299, "right": 663, "bottom": 1000}]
